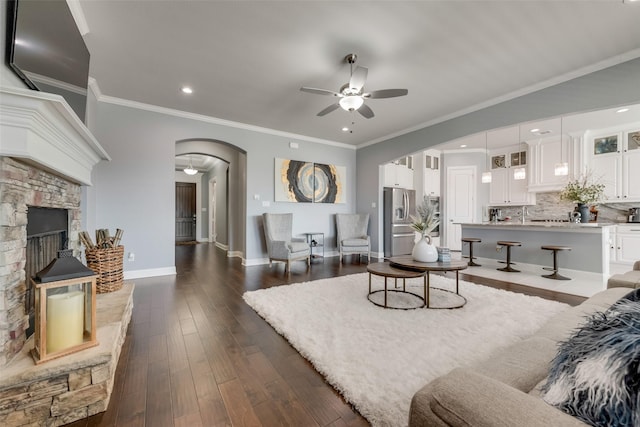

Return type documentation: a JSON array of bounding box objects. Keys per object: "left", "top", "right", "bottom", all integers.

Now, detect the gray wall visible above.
[
  {"left": 356, "top": 57, "right": 640, "bottom": 251},
  {"left": 88, "top": 101, "right": 356, "bottom": 272},
  {"left": 210, "top": 162, "right": 230, "bottom": 245}
]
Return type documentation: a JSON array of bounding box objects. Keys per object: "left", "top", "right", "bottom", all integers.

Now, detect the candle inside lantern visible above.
[{"left": 46, "top": 291, "right": 85, "bottom": 353}]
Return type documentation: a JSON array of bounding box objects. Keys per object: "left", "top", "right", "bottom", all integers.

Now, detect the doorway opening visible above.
[{"left": 174, "top": 153, "right": 229, "bottom": 246}]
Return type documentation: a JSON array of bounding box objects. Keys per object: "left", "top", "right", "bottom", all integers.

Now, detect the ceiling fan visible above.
[{"left": 300, "top": 54, "right": 408, "bottom": 119}]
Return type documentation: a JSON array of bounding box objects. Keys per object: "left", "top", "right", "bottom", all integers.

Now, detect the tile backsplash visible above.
[{"left": 490, "top": 192, "right": 637, "bottom": 223}]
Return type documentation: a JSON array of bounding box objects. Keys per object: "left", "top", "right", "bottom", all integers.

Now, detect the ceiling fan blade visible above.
[
  {"left": 349, "top": 66, "right": 368, "bottom": 92},
  {"left": 364, "top": 88, "right": 408, "bottom": 99},
  {"left": 300, "top": 87, "right": 341, "bottom": 97},
  {"left": 357, "top": 104, "right": 374, "bottom": 119},
  {"left": 317, "top": 103, "right": 340, "bottom": 116}
]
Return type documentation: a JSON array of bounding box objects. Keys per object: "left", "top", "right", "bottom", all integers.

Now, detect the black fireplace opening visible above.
[{"left": 25, "top": 207, "right": 69, "bottom": 338}]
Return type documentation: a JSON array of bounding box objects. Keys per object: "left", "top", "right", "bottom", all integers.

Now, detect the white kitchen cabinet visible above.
[
  {"left": 423, "top": 149, "right": 440, "bottom": 197},
  {"left": 611, "top": 224, "right": 640, "bottom": 265},
  {"left": 383, "top": 163, "right": 414, "bottom": 189},
  {"left": 528, "top": 135, "right": 571, "bottom": 192},
  {"left": 488, "top": 146, "right": 536, "bottom": 206},
  {"left": 590, "top": 126, "right": 640, "bottom": 202}
]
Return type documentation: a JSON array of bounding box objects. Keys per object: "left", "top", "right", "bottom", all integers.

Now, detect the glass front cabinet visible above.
[{"left": 590, "top": 127, "right": 640, "bottom": 201}]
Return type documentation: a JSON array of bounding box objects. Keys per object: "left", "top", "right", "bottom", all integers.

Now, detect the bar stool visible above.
[
  {"left": 461, "top": 237, "right": 482, "bottom": 267},
  {"left": 541, "top": 245, "right": 572, "bottom": 280},
  {"left": 496, "top": 241, "right": 521, "bottom": 272}
]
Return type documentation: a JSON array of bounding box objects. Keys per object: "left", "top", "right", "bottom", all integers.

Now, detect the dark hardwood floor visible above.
[{"left": 67, "top": 243, "right": 583, "bottom": 427}]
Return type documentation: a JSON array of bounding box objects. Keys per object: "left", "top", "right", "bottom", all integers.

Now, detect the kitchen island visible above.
[{"left": 460, "top": 222, "right": 613, "bottom": 287}]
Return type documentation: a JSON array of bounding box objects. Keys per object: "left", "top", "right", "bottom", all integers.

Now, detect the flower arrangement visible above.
[
  {"left": 559, "top": 172, "right": 605, "bottom": 205},
  {"left": 410, "top": 197, "right": 440, "bottom": 237}
]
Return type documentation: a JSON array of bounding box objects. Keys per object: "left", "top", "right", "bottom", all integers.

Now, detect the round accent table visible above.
[
  {"left": 387, "top": 256, "right": 469, "bottom": 309},
  {"left": 366, "top": 262, "right": 426, "bottom": 309}
]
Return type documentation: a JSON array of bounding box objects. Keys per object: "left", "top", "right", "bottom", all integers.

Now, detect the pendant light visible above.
[
  {"left": 554, "top": 117, "right": 569, "bottom": 176},
  {"left": 183, "top": 155, "right": 198, "bottom": 175},
  {"left": 481, "top": 132, "right": 492, "bottom": 183},
  {"left": 513, "top": 125, "right": 526, "bottom": 180}
]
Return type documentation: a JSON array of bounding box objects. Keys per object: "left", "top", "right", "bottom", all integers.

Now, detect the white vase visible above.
[{"left": 412, "top": 235, "right": 438, "bottom": 262}]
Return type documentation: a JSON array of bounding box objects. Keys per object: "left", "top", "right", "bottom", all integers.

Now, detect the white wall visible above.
[{"left": 442, "top": 150, "right": 490, "bottom": 222}]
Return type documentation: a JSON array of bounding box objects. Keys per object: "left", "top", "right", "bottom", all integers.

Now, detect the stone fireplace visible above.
[
  {"left": 0, "top": 87, "right": 133, "bottom": 426},
  {"left": 0, "top": 157, "right": 82, "bottom": 365},
  {"left": 0, "top": 86, "right": 108, "bottom": 367}
]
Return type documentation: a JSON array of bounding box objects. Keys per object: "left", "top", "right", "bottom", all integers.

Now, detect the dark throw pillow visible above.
[{"left": 540, "top": 289, "right": 640, "bottom": 427}]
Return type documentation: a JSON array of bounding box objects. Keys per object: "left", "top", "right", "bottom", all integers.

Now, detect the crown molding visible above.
[
  {"left": 357, "top": 48, "right": 640, "bottom": 150},
  {"left": 87, "top": 79, "right": 355, "bottom": 150}
]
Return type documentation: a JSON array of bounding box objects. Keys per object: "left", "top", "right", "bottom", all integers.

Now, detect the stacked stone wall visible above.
[{"left": 0, "top": 157, "right": 81, "bottom": 366}]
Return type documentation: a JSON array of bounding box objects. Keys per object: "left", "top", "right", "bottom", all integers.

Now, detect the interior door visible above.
[
  {"left": 445, "top": 166, "right": 476, "bottom": 251},
  {"left": 175, "top": 182, "right": 196, "bottom": 242}
]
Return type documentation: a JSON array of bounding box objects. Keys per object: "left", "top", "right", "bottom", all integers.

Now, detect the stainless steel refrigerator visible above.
[{"left": 383, "top": 187, "right": 416, "bottom": 257}]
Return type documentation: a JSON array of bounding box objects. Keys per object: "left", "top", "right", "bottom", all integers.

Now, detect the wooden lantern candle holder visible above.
[{"left": 30, "top": 250, "right": 99, "bottom": 364}]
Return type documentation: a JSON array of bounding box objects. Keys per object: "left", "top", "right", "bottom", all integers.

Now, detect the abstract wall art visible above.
[{"left": 275, "top": 158, "right": 346, "bottom": 204}]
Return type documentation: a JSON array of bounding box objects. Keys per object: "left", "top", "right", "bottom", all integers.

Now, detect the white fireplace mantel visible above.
[{"left": 0, "top": 86, "right": 110, "bottom": 185}]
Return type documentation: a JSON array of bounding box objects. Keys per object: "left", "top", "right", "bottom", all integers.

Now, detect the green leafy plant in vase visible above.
[
  {"left": 559, "top": 172, "right": 605, "bottom": 223},
  {"left": 410, "top": 197, "right": 440, "bottom": 262}
]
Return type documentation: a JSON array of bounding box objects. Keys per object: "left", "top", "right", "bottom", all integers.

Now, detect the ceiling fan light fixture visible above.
[{"left": 339, "top": 95, "right": 364, "bottom": 111}]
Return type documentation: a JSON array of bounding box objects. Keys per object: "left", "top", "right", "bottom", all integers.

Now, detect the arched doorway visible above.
[
  {"left": 175, "top": 139, "right": 247, "bottom": 258},
  {"left": 174, "top": 153, "right": 228, "bottom": 244}
]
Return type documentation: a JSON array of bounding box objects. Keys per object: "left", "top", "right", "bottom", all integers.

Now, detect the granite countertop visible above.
[{"left": 461, "top": 221, "right": 616, "bottom": 229}]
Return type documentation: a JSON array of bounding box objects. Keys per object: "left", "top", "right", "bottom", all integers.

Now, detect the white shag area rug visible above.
[{"left": 243, "top": 272, "right": 569, "bottom": 427}]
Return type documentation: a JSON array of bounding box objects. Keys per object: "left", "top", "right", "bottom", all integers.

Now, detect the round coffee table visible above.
[
  {"left": 366, "top": 262, "right": 426, "bottom": 309},
  {"left": 387, "top": 256, "right": 468, "bottom": 309}
]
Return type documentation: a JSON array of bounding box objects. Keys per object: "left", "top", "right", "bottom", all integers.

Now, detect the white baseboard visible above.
[
  {"left": 243, "top": 257, "right": 271, "bottom": 266},
  {"left": 227, "top": 250, "right": 243, "bottom": 258},
  {"left": 215, "top": 242, "right": 229, "bottom": 250},
  {"left": 243, "top": 251, "right": 343, "bottom": 266},
  {"left": 124, "top": 266, "right": 176, "bottom": 280}
]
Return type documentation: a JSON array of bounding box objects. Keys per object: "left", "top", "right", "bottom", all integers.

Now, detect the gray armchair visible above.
[
  {"left": 336, "top": 213, "right": 370, "bottom": 263},
  {"left": 262, "top": 213, "right": 310, "bottom": 272}
]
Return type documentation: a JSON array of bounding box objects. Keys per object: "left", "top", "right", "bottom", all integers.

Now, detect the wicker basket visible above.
[{"left": 86, "top": 245, "right": 124, "bottom": 293}]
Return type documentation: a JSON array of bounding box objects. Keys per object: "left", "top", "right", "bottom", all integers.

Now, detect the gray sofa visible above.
[
  {"left": 408, "top": 287, "right": 632, "bottom": 427},
  {"left": 607, "top": 260, "right": 640, "bottom": 289}
]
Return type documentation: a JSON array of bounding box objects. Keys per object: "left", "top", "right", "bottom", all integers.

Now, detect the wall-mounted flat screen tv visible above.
[{"left": 5, "top": 0, "right": 90, "bottom": 123}]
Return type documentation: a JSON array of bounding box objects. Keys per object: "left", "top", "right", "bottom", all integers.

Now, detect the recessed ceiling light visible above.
[
  {"left": 181, "top": 86, "right": 193, "bottom": 94},
  {"left": 530, "top": 128, "right": 540, "bottom": 133},
  {"left": 460, "top": 144, "right": 467, "bottom": 148},
  {"left": 616, "top": 108, "right": 629, "bottom": 113},
  {"left": 342, "top": 127, "right": 350, "bottom": 132}
]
